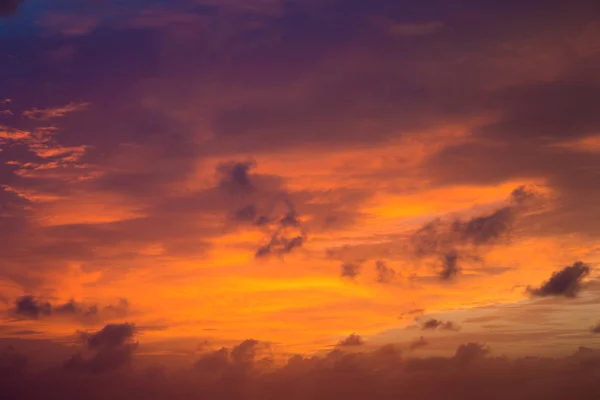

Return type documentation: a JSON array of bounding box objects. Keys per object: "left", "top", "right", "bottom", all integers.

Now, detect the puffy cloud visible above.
[
  {"left": 337, "top": 333, "right": 364, "bottom": 347},
  {"left": 453, "top": 342, "right": 490, "bottom": 366},
  {"left": 528, "top": 261, "right": 591, "bottom": 298},
  {"left": 4, "top": 340, "right": 600, "bottom": 399},
  {"left": 83, "top": 323, "right": 136, "bottom": 349},
  {"left": 64, "top": 323, "right": 138, "bottom": 374}
]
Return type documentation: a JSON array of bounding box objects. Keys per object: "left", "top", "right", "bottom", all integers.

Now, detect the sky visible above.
[{"left": 1, "top": 0, "right": 600, "bottom": 398}]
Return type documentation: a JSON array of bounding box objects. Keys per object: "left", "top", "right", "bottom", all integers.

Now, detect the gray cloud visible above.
[{"left": 528, "top": 261, "right": 591, "bottom": 298}]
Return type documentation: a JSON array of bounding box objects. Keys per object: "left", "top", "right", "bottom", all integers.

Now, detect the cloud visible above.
[
  {"left": 8, "top": 296, "right": 122, "bottom": 321},
  {"left": 12, "top": 296, "right": 52, "bottom": 319},
  {"left": 22, "top": 102, "right": 90, "bottom": 121},
  {"left": 411, "top": 186, "right": 539, "bottom": 280},
  {"left": 64, "top": 323, "right": 138, "bottom": 374},
  {"left": 217, "top": 160, "right": 256, "bottom": 193},
  {"left": 0, "top": 0, "right": 22, "bottom": 17},
  {"left": 337, "top": 333, "right": 364, "bottom": 347},
  {"left": 340, "top": 263, "right": 360, "bottom": 280},
  {"left": 375, "top": 260, "right": 396, "bottom": 284},
  {"left": 528, "top": 261, "right": 591, "bottom": 298},
  {"left": 408, "top": 336, "right": 429, "bottom": 351},
  {"left": 591, "top": 324, "right": 600, "bottom": 334},
  {"left": 83, "top": 323, "right": 136, "bottom": 349},
  {"left": 453, "top": 342, "right": 490, "bottom": 366},
  {"left": 253, "top": 197, "right": 306, "bottom": 258},
  {"left": 421, "top": 319, "right": 460, "bottom": 331},
  {"left": 6, "top": 340, "right": 600, "bottom": 399}
]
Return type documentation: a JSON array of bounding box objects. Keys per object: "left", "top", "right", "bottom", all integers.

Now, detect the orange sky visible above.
[{"left": 1, "top": 0, "right": 600, "bottom": 377}]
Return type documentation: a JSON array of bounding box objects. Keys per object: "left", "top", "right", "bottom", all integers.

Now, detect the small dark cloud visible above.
[
  {"left": 0, "top": 0, "right": 22, "bottom": 17},
  {"left": 340, "top": 263, "right": 360, "bottom": 280},
  {"left": 590, "top": 323, "right": 600, "bottom": 334},
  {"left": 217, "top": 161, "right": 256, "bottom": 193},
  {"left": 453, "top": 342, "right": 490, "bottom": 366},
  {"left": 421, "top": 319, "right": 459, "bottom": 331},
  {"left": 12, "top": 296, "right": 51, "bottom": 319},
  {"left": 337, "top": 333, "right": 364, "bottom": 347},
  {"left": 528, "top": 261, "right": 591, "bottom": 298},
  {"left": 408, "top": 336, "right": 429, "bottom": 351},
  {"left": 375, "top": 260, "right": 396, "bottom": 284}
]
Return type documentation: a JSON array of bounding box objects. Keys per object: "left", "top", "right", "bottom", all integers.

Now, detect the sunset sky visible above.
[{"left": 2, "top": 0, "right": 600, "bottom": 398}]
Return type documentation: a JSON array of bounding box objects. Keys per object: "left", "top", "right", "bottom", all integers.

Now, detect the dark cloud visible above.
[
  {"left": 6, "top": 340, "right": 600, "bottom": 399},
  {"left": 591, "top": 324, "right": 600, "bottom": 334},
  {"left": 12, "top": 296, "right": 51, "bottom": 319},
  {"left": 0, "top": 0, "right": 22, "bottom": 17},
  {"left": 421, "top": 319, "right": 459, "bottom": 331},
  {"left": 440, "top": 251, "right": 460, "bottom": 281},
  {"left": 453, "top": 342, "right": 490, "bottom": 366},
  {"left": 340, "top": 263, "right": 360, "bottom": 280},
  {"left": 375, "top": 260, "right": 396, "bottom": 284},
  {"left": 412, "top": 187, "right": 539, "bottom": 280},
  {"left": 528, "top": 261, "right": 591, "bottom": 298},
  {"left": 84, "top": 323, "right": 136, "bottom": 349},
  {"left": 217, "top": 161, "right": 256, "bottom": 193},
  {"left": 65, "top": 323, "right": 138, "bottom": 374},
  {"left": 408, "top": 336, "right": 429, "bottom": 351},
  {"left": 8, "top": 296, "right": 119, "bottom": 321},
  {"left": 254, "top": 198, "right": 307, "bottom": 258},
  {"left": 337, "top": 333, "right": 364, "bottom": 347}
]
